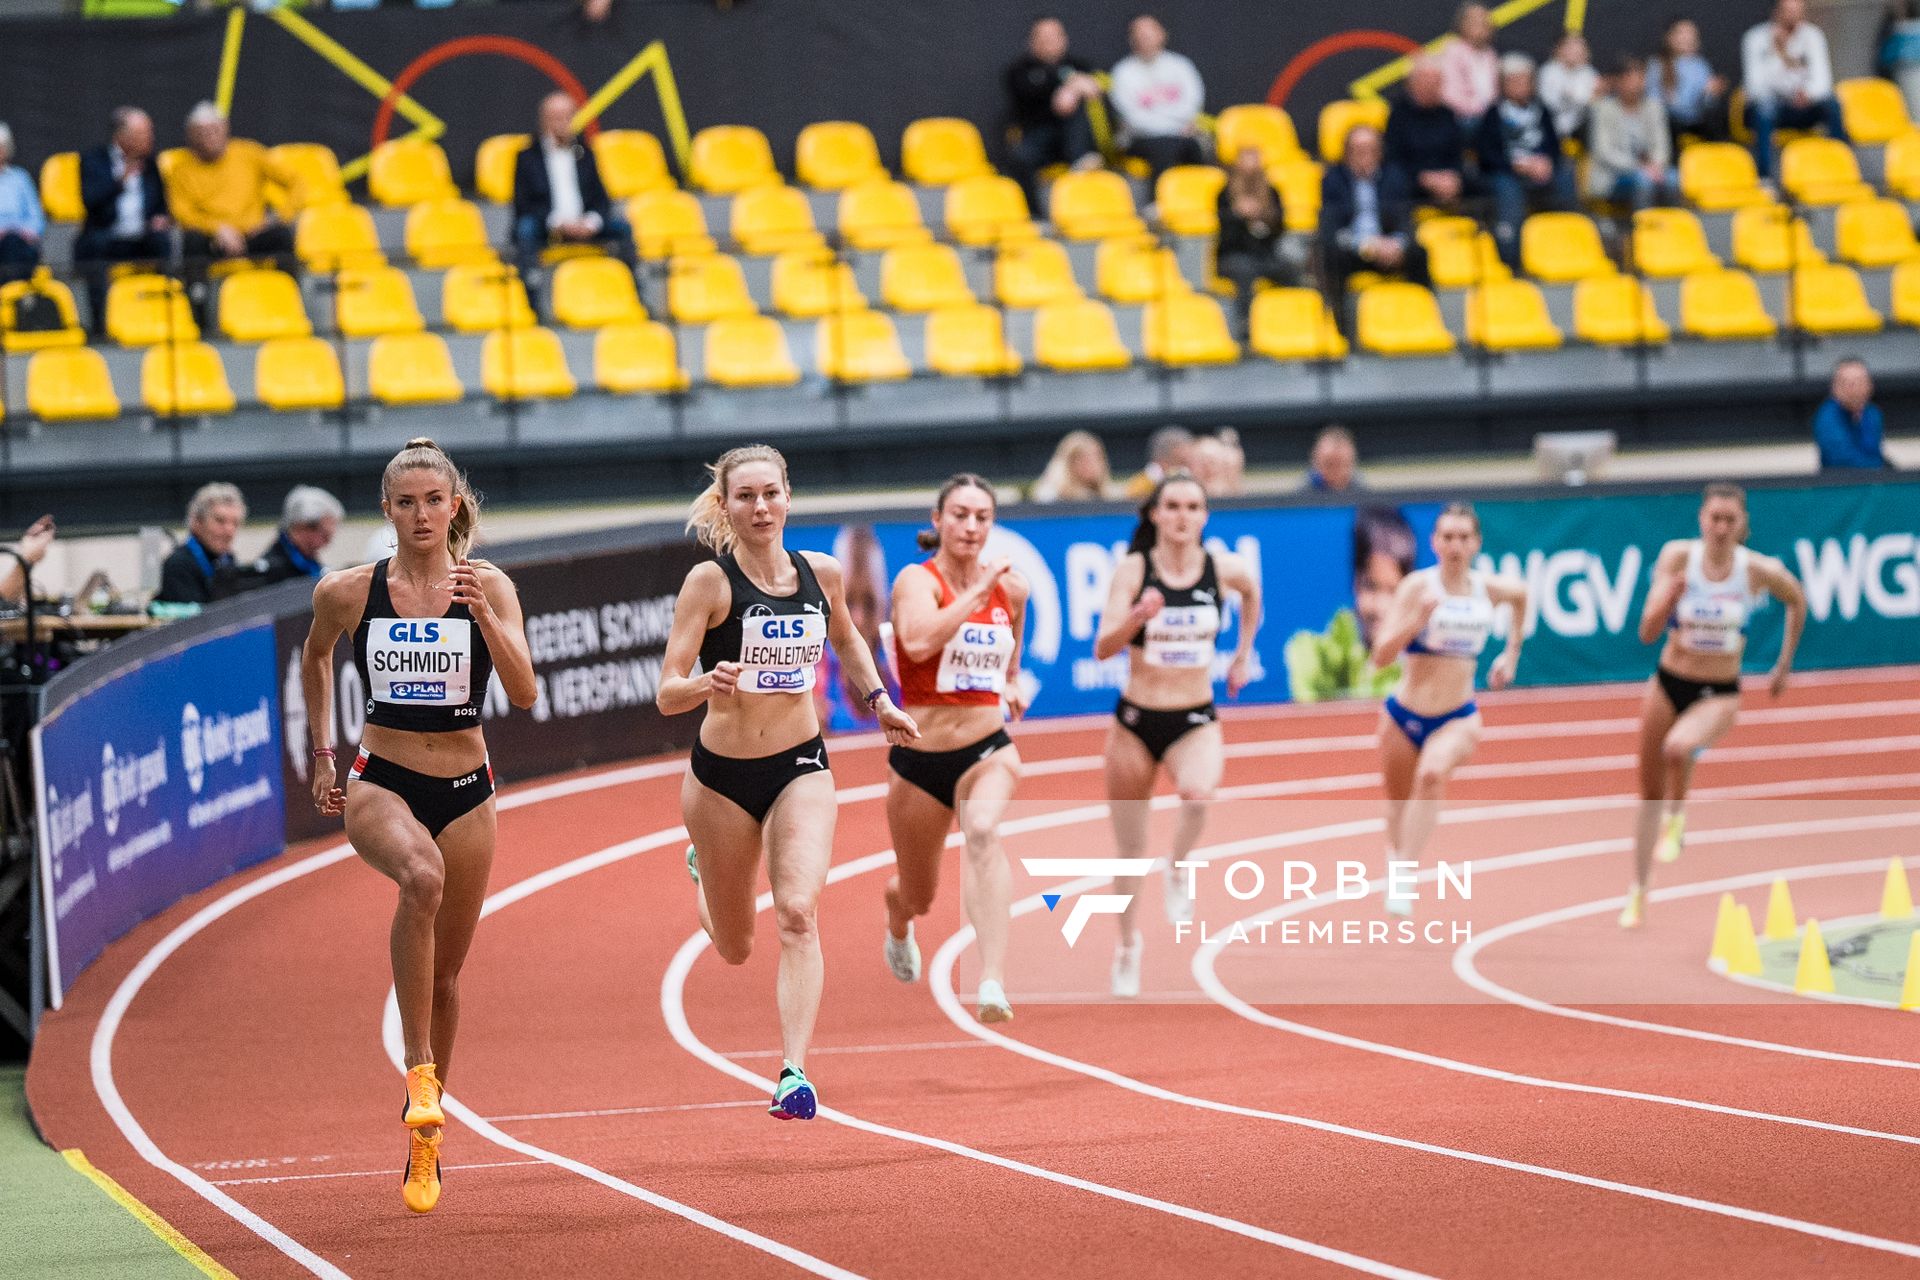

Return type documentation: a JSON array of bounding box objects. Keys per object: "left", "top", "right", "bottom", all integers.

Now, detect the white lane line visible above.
[
  {"left": 486, "top": 1101, "right": 767, "bottom": 1123},
  {"left": 717, "top": 1040, "right": 992, "bottom": 1060},
  {"left": 924, "top": 819, "right": 1920, "bottom": 1261},
  {"left": 211, "top": 1160, "right": 542, "bottom": 1187}
]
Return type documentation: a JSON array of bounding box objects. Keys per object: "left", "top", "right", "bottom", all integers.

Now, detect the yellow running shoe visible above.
[
  {"left": 1654, "top": 812, "right": 1686, "bottom": 865},
  {"left": 1618, "top": 883, "right": 1647, "bottom": 930},
  {"left": 402, "top": 1131, "right": 442, "bottom": 1213},
  {"left": 403, "top": 1062, "right": 444, "bottom": 1130}
]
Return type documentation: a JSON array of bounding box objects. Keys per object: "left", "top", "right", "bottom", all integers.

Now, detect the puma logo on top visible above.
[
  {"left": 795, "top": 749, "right": 825, "bottom": 769},
  {"left": 1192, "top": 589, "right": 1215, "bottom": 604},
  {"left": 802, "top": 602, "right": 823, "bottom": 615}
]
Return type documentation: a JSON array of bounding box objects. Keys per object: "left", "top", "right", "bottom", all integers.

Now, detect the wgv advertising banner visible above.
[{"left": 34, "top": 624, "right": 284, "bottom": 1003}]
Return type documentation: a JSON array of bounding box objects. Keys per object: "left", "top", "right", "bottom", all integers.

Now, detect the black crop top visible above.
[
  {"left": 698, "top": 552, "right": 831, "bottom": 695},
  {"left": 1129, "top": 548, "right": 1223, "bottom": 669},
  {"left": 352, "top": 558, "right": 495, "bottom": 732}
]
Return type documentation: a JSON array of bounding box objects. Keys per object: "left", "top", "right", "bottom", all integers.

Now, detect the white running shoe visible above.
[
  {"left": 1384, "top": 890, "right": 1414, "bottom": 919},
  {"left": 1163, "top": 859, "right": 1193, "bottom": 924},
  {"left": 976, "top": 978, "right": 1014, "bottom": 1023},
  {"left": 1111, "top": 939, "right": 1143, "bottom": 999},
  {"left": 884, "top": 923, "right": 921, "bottom": 982}
]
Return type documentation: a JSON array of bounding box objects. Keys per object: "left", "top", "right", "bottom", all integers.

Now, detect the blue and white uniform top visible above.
[
  {"left": 1404, "top": 567, "right": 1496, "bottom": 660},
  {"left": 1670, "top": 542, "right": 1752, "bottom": 657}
]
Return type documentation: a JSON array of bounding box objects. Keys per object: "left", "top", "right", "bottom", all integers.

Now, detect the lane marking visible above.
[
  {"left": 486, "top": 1100, "right": 766, "bottom": 1123},
  {"left": 62, "top": 1148, "right": 239, "bottom": 1280},
  {"left": 210, "top": 1159, "right": 542, "bottom": 1187}
]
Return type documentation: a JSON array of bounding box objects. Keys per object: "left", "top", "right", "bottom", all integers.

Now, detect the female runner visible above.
[
  {"left": 1620, "top": 483, "right": 1805, "bottom": 927},
  {"left": 882, "top": 474, "right": 1028, "bottom": 1022},
  {"left": 659, "top": 445, "right": 919, "bottom": 1119},
  {"left": 303, "top": 439, "right": 538, "bottom": 1214},
  {"left": 1369, "top": 504, "right": 1527, "bottom": 918},
  {"left": 1094, "top": 474, "right": 1261, "bottom": 997}
]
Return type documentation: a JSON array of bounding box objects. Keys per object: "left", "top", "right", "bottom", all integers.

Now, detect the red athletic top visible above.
[{"left": 894, "top": 560, "right": 1018, "bottom": 706}]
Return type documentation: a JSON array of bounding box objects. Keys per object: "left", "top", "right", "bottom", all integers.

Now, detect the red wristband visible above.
[{"left": 312, "top": 748, "right": 336, "bottom": 758}]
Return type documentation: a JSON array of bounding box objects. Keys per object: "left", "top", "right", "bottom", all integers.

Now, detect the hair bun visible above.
[{"left": 403, "top": 437, "right": 441, "bottom": 453}]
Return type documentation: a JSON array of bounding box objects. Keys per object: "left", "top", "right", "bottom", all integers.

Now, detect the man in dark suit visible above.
[
  {"left": 1318, "top": 123, "right": 1429, "bottom": 315},
  {"left": 76, "top": 106, "right": 172, "bottom": 336},
  {"left": 153, "top": 482, "right": 246, "bottom": 610},
  {"left": 511, "top": 92, "right": 633, "bottom": 274}
]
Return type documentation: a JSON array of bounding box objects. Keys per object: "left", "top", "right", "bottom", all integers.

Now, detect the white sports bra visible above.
[
  {"left": 1670, "top": 542, "right": 1752, "bottom": 656},
  {"left": 1405, "top": 568, "right": 1495, "bottom": 660}
]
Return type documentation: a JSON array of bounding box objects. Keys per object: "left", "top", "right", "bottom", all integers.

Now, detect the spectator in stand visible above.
[
  {"left": 1032, "top": 429, "right": 1116, "bottom": 502},
  {"left": 257, "top": 485, "right": 344, "bottom": 585},
  {"left": 1654, "top": 17, "right": 1730, "bottom": 149},
  {"left": 1124, "top": 425, "right": 1196, "bottom": 498},
  {"left": 1586, "top": 56, "right": 1676, "bottom": 210},
  {"left": 1477, "top": 53, "right": 1576, "bottom": 268},
  {"left": 1216, "top": 147, "right": 1302, "bottom": 336},
  {"left": 0, "top": 515, "right": 56, "bottom": 605},
  {"left": 0, "top": 125, "right": 44, "bottom": 284},
  {"left": 1436, "top": 3, "right": 1500, "bottom": 125},
  {"left": 76, "top": 107, "right": 172, "bottom": 337},
  {"left": 1814, "top": 357, "right": 1890, "bottom": 469},
  {"left": 168, "top": 102, "right": 295, "bottom": 285},
  {"left": 1320, "top": 124, "right": 1430, "bottom": 307},
  {"left": 1109, "top": 13, "right": 1205, "bottom": 182},
  {"left": 1188, "top": 430, "right": 1246, "bottom": 498},
  {"left": 1005, "top": 16, "right": 1104, "bottom": 213},
  {"left": 1385, "top": 58, "right": 1468, "bottom": 210},
  {"left": 154, "top": 482, "right": 246, "bottom": 608},
  {"left": 1742, "top": 0, "right": 1848, "bottom": 179},
  {"left": 512, "top": 91, "right": 634, "bottom": 273},
  {"left": 1538, "top": 32, "right": 1600, "bottom": 144},
  {"left": 1303, "top": 426, "right": 1363, "bottom": 493}
]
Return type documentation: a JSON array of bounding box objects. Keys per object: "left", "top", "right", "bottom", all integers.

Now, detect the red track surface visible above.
[{"left": 26, "top": 669, "right": 1920, "bottom": 1279}]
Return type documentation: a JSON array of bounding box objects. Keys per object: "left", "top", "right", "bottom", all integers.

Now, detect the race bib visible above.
[
  {"left": 1675, "top": 597, "right": 1747, "bottom": 655},
  {"left": 1143, "top": 604, "right": 1219, "bottom": 668},
  {"left": 1417, "top": 600, "right": 1491, "bottom": 659},
  {"left": 937, "top": 622, "right": 1016, "bottom": 694},
  {"left": 368, "top": 617, "right": 473, "bottom": 705},
  {"left": 737, "top": 612, "right": 827, "bottom": 694}
]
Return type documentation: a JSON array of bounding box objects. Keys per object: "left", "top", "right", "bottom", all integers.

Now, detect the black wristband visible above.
[{"left": 864, "top": 687, "right": 886, "bottom": 708}]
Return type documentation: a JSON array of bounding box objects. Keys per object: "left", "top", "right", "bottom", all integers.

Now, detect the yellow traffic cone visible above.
[
  {"left": 1763, "top": 878, "right": 1797, "bottom": 941},
  {"left": 1727, "top": 904, "right": 1763, "bottom": 978},
  {"left": 1881, "top": 859, "right": 1913, "bottom": 920},
  {"left": 1794, "top": 919, "right": 1834, "bottom": 995},
  {"left": 1708, "top": 892, "right": 1738, "bottom": 970},
  {"left": 1899, "top": 932, "right": 1920, "bottom": 1012}
]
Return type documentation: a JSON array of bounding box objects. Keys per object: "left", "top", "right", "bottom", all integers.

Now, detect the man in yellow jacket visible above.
[{"left": 166, "top": 102, "right": 295, "bottom": 284}]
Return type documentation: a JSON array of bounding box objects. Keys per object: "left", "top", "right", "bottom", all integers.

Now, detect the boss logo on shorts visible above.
[
  {"left": 369, "top": 616, "right": 473, "bottom": 706},
  {"left": 737, "top": 612, "right": 825, "bottom": 694}
]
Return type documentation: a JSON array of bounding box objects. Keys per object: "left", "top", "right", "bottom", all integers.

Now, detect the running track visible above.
[{"left": 25, "top": 668, "right": 1920, "bottom": 1278}]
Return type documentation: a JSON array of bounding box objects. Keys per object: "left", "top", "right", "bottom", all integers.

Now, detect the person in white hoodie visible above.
[
  {"left": 1109, "top": 14, "right": 1205, "bottom": 181},
  {"left": 1741, "top": 0, "right": 1849, "bottom": 178}
]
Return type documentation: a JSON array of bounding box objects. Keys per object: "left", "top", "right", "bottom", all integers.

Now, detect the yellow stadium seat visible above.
[
  {"left": 1319, "top": 98, "right": 1390, "bottom": 163},
  {"left": 0, "top": 275, "right": 85, "bottom": 353},
  {"left": 218, "top": 269, "right": 310, "bottom": 342},
  {"left": 1269, "top": 158, "right": 1323, "bottom": 232},
  {"left": 1791, "top": 263, "right": 1882, "bottom": 334},
  {"left": 1893, "top": 260, "right": 1920, "bottom": 327},
  {"left": 367, "top": 137, "right": 456, "bottom": 207},
  {"left": 902, "top": 117, "right": 994, "bottom": 186},
  {"left": 1356, "top": 283, "right": 1456, "bottom": 355},
  {"left": 1677, "top": 143, "right": 1767, "bottom": 211},
  {"left": 1464, "top": 279, "right": 1563, "bottom": 350},
  {"left": 690, "top": 125, "right": 779, "bottom": 194},
  {"left": 880, "top": 243, "right": 975, "bottom": 312},
  {"left": 592, "top": 130, "right": 674, "bottom": 198},
  {"left": 995, "top": 238, "right": 1083, "bottom": 307},
  {"left": 296, "top": 204, "right": 385, "bottom": 272},
  {"left": 27, "top": 347, "right": 120, "bottom": 421},
  {"left": 371, "top": 333, "right": 464, "bottom": 405},
  {"left": 1836, "top": 77, "right": 1913, "bottom": 146},
  {"left": 1142, "top": 294, "right": 1237, "bottom": 365},
  {"left": 1249, "top": 287, "right": 1349, "bottom": 360},
  {"left": 335, "top": 267, "right": 424, "bottom": 338},
  {"left": 1422, "top": 224, "right": 1510, "bottom": 288},
  {"left": 704, "top": 315, "right": 801, "bottom": 387},
  {"left": 816, "top": 310, "right": 911, "bottom": 382},
  {"left": 1834, "top": 199, "right": 1920, "bottom": 268},
  {"left": 106, "top": 274, "right": 197, "bottom": 346},
  {"left": 1573, "top": 276, "right": 1671, "bottom": 345},
  {"left": 442, "top": 262, "right": 536, "bottom": 333},
  {"left": 945, "top": 175, "right": 1037, "bottom": 246},
  {"left": 142, "top": 342, "right": 235, "bottom": 416},
  {"left": 667, "top": 254, "right": 757, "bottom": 324},
  {"left": 837, "top": 181, "right": 932, "bottom": 250},
  {"left": 482, "top": 325, "right": 577, "bottom": 399},
  {"left": 1156, "top": 166, "right": 1226, "bottom": 236},
  {"left": 1095, "top": 238, "right": 1191, "bottom": 303},
  {"left": 1520, "top": 212, "right": 1614, "bottom": 283},
  {"left": 1216, "top": 104, "right": 1303, "bottom": 166},
  {"left": 254, "top": 337, "right": 344, "bottom": 410},
  {"left": 1888, "top": 130, "right": 1920, "bottom": 200},
  {"left": 1034, "top": 298, "right": 1131, "bottom": 371},
  {"left": 628, "top": 190, "right": 715, "bottom": 260},
  {"left": 1048, "top": 170, "right": 1144, "bottom": 241},
  {"left": 596, "top": 320, "right": 689, "bottom": 393},
  {"left": 1631, "top": 208, "right": 1720, "bottom": 277},
  {"left": 551, "top": 256, "right": 644, "bottom": 329},
  {"left": 797, "top": 121, "right": 885, "bottom": 190},
  {"left": 771, "top": 250, "right": 867, "bottom": 318},
  {"left": 38, "top": 152, "right": 82, "bottom": 223},
  {"left": 1731, "top": 204, "right": 1826, "bottom": 272},
  {"left": 1680, "top": 270, "right": 1777, "bottom": 339},
  {"left": 1780, "top": 138, "right": 1873, "bottom": 205},
  {"left": 404, "top": 199, "right": 495, "bottom": 269},
  {"left": 731, "top": 186, "right": 825, "bottom": 256},
  {"left": 267, "top": 143, "right": 347, "bottom": 211},
  {"left": 475, "top": 134, "right": 530, "bottom": 205},
  {"left": 925, "top": 304, "right": 1021, "bottom": 376}
]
